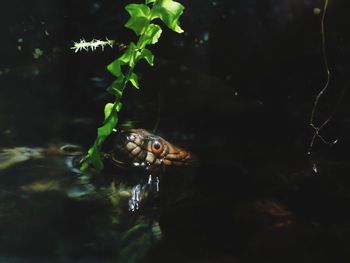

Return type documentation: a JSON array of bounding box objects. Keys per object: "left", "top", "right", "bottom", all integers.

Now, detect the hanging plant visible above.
[{"left": 72, "top": 0, "right": 185, "bottom": 173}]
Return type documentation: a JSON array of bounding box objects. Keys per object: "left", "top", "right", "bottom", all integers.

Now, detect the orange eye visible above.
[{"left": 151, "top": 140, "right": 164, "bottom": 155}]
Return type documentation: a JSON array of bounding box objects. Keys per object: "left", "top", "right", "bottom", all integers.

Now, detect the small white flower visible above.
[{"left": 71, "top": 38, "right": 115, "bottom": 53}]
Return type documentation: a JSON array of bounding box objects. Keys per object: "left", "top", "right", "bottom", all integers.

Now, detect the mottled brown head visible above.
[{"left": 109, "top": 129, "right": 197, "bottom": 170}]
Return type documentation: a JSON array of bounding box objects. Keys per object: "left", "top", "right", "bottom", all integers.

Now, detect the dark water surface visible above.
[{"left": 1, "top": 0, "right": 350, "bottom": 262}]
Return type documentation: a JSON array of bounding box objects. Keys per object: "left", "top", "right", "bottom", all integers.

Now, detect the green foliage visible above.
[
  {"left": 125, "top": 4, "right": 152, "bottom": 36},
  {"left": 80, "top": 0, "right": 185, "bottom": 172},
  {"left": 151, "top": 0, "right": 185, "bottom": 33}
]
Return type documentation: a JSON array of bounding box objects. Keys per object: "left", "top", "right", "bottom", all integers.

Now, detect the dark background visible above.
[{"left": 1, "top": 0, "right": 350, "bottom": 262}]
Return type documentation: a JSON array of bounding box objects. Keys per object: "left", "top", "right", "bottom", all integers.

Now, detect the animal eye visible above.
[{"left": 151, "top": 140, "right": 164, "bottom": 155}]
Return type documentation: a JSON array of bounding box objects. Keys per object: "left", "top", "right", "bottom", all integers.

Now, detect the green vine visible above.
[{"left": 79, "top": 0, "right": 185, "bottom": 173}]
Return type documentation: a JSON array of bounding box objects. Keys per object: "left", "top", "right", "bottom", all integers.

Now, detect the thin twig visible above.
[{"left": 308, "top": 0, "right": 331, "bottom": 154}]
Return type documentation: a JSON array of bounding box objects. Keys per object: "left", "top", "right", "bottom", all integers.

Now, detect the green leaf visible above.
[
  {"left": 145, "top": 24, "right": 163, "bottom": 44},
  {"left": 107, "top": 59, "right": 123, "bottom": 77},
  {"left": 80, "top": 100, "right": 122, "bottom": 172},
  {"left": 125, "top": 4, "right": 151, "bottom": 36},
  {"left": 125, "top": 4, "right": 151, "bottom": 20},
  {"left": 107, "top": 77, "right": 125, "bottom": 97},
  {"left": 81, "top": 143, "right": 104, "bottom": 171},
  {"left": 104, "top": 103, "right": 114, "bottom": 120},
  {"left": 88, "top": 145, "right": 104, "bottom": 171},
  {"left": 80, "top": 161, "right": 90, "bottom": 173},
  {"left": 138, "top": 24, "right": 162, "bottom": 48},
  {"left": 104, "top": 102, "right": 123, "bottom": 120},
  {"left": 120, "top": 43, "right": 137, "bottom": 65},
  {"left": 151, "top": 0, "right": 184, "bottom": 33},
  {"left": 98, "top": 113, "right": 118, "bottom": 137},
  {"left": 128, "top": 72, "right": 140, "bottom": 89},
  {"left": 123, "top": 42, "right": 137, "bottom": 68},
  {"left": 136, "top": 48, "right": 154, "bottom": 66},
  {"left": 145, "top": 0, "right": 156, "bottom": 4},
  {"left": 107, "top": 43, "right": 137, "bottom": 76},
  {"left": 116, "top": 102, "right": 122, "bottom": 112}
]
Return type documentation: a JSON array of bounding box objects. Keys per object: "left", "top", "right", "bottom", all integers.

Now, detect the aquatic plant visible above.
[{"left": 74, "top": 0, "right": 185, "bottom": 172}]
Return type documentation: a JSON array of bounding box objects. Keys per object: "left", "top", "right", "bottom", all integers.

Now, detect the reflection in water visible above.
[
  {"left": 0, "top": 144, "right": 83, "bottom": 171},
  {"left": 129, "top": 184, "right": 142, "bottom": 211},
  {"left": 129, "top": 174, "right": 160, "bottom": 211},
  {"left": 0, "top": 144, "right": 167, "bottom": 262},
  {"left": 0, "top": 147, "right": 44, "bottom": 170}
]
